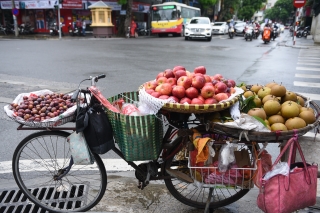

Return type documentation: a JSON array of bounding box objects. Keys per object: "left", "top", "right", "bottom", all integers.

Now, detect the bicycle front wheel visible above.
[{"left": 12, "top": 131, "right": 107, "bottom": 212}]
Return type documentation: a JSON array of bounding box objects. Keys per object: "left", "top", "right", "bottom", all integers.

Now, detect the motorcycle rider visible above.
[{"left": 272, "top": 22, "right": 279, "bottom": 38}]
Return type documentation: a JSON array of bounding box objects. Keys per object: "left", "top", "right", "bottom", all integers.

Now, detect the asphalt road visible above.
[{"left": 0, "top": 31, "right": 319, "bottom": 212}]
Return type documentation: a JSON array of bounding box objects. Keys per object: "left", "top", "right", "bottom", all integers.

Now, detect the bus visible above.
[{"left": 150, "top": 2, "right": 201, "bottom": 37}]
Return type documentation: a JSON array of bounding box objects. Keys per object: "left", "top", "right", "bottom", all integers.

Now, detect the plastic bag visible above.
[
  {"left": 218, "top": 142, "right": 236, "bottom": 172},
  {"left": 121, "top": 103, "right": 140, "bottom": 116},
  {"left": 263, "top": 162, "right": 289, "bottom": 180}
]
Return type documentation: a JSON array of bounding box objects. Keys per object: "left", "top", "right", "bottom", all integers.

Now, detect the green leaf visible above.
[
  {"left": 239, "top": 95, "right": 256, "bottom": 113},
  {"left": 251, "top": 116, "right": 267, "bottom": 127}
]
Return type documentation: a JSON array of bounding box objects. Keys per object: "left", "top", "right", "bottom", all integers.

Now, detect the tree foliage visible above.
[
  {"left": 264, "top": 0, "right": 293, "bottom": 23},
  {"left": 238, "top": 0, "right": 266, "bottom": 21},
  {"left": 198, "top": 0, "right": 218, "bottom": 9},
  {"left": 218, "top": 0, "right": 240, "bottom": 21}
]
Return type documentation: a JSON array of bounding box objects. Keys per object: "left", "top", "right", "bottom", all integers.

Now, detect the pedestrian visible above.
[{"left": 82, "top": 19, "right": 86, "bottom": 36}]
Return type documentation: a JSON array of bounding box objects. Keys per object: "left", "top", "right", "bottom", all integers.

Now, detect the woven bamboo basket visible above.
[
  {"left": 106, "top": 91, "right": 163, "bottom": 161},
  {"left": 209, "top": 93, "right": 320, "bottom": 142},
  {"left": 161, "top": 96, "right": 240, "bottom": 113}
]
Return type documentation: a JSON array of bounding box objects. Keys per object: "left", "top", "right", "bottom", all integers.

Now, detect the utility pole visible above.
[{"left": 11, "top": 0, "right": 19, "bottom": 37}]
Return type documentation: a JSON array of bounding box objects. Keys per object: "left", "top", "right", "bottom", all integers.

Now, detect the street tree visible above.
[
  {"left": 264, "top": 0, "right": 293, "bottom": 23},
  {"left": 198, "top": 0, "right": 218, "bottom": 16},
  {"left": 117, "top": 0, "right": 133, "bottom": 37},
  {"left": 238, "top": 0, "right": 266, "bottom": 21},
  {"left": 218, "top": 0, "right": 240, "bottom": 21}
]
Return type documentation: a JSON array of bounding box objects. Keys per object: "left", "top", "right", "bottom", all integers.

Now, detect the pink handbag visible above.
[{"left": 257, "top": 135, "right": 318, "bottom": 213}]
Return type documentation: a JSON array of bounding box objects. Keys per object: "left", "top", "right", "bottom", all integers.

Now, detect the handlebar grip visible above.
[
  {"left": 97, "top": 74, "right": 106, "bottom": 79},
  {"left": 71, "top": 89, "right": 80, "bottom": 102}
]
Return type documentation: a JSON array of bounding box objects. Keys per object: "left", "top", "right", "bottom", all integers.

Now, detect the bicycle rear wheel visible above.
[
  {"left": 12, "top": 131, "right": 107, "bottom": 212},
  {"left": 163, "top": 142, "right": 252, "bottom": 209}
]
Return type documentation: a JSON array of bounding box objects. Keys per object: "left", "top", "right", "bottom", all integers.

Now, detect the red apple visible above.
[
  {"left": 180, "top": 97, "right": 191, "bottom": 104},
  {"left": 144, "top": 81, "right": 158, "bottom": 90},
  {"left": 166, "top": 78, "right": 177, "bottom": 86},
  {"left": 203, "top": 75, "right": 212, "bottom": 82},
  {"left": 156, "top": 72, "right": 164, "bottom": 80},
  {"left": 198, "top": 95, "right": 205, "bottom": 102},
  {"left": 192, "top": 75, "right": 206, "bottom": 89},
  {"left": 168, "top": 96, "right": 179, "bottom": 103},
  {"left": 204, "top": 98, "right": 218, "bottom": 104},
  {"left": 172, "top": 85, "right": 186, "bottom": 99},
  {"left": 164, "top": 69, "right": 174, "bottom": 78},
  {"left": 174, "top": 70, "right": 187, "bottom": 80},
  {"left": 194, "top": 66, "right": 206, "bottom": 75},
  {"left": 157, "top": 83, "right": 172, "bottom": 95},
  {"left": 204, "top": 82, "right": 213, "bottom": 86},
  {"left": 146, "top": 89, "right": 154, "bottom": 94},
  {"left": 227, "top": 79, "right": 236, "bottom": 87},
  {"left": 212, "top": 74, "right": 223, "bottom": 81},
  {"left": 158, "top": 95, "right": 170, "bottom": 99},
  {"left": 215, "top": 93, "right": 229, "bottom": 102},
  {"left": 157, "top": 77, "right": 168, "bottom": 85},
  {"left": 201, "top": 85, "right": 215, "bottom": 99},
  {"left": 177, "top": 76, "right": 192, "bottom": 89},
  {"left": 185, "top": 87, "right": 199, "bottom": 99},
  {"left": 173, "top": 66, "right": 186, "bottom": 73},
  {"left": 151, "top": 92, "right": 161, "bottom": 98},
  {"left": 215, "top": 81, "right": 228, "bottom": 94},
  {"left": 191, "top": 98, "right": 204, "bottom": 104}
]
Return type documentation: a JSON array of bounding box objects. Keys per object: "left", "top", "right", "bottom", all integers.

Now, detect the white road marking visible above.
[
  {"left": 295, "top": 92, "right": 320, "bottom": 101},
  {"left": 296, "top": 67, "right": 320, "bottom": 71},
  {"left": 298, "top": 57, "right": 320, "bottom": 60},
  {"left": 294, "top": 81, "right": 320, "bottom": 88},
  {"left": 297, "top": 62, "right": 320, "bottom": 66},
  {"left": 0, "top": 159, "right": 146, "bottom": 174},
  {"left": 295, "top": 74, "right": 320, "bottom": 79}
]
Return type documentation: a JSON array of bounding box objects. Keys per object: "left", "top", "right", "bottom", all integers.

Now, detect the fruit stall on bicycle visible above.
[{"left": 4, "top": 65, "right": 320, "bottom": 213}]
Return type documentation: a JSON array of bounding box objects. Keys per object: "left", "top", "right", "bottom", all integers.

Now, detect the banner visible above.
[
  {"left": 0, "top": 1, "right": 20, "bottom": 9},
  {"left": 62, "top": 0, "right": 82, "bottom": 9},
  {"left": 20, "top": 1, "right": 54, "bottom": 9},
  {"left": 132, "top": 2, "right": 149, "bottom": 13}
]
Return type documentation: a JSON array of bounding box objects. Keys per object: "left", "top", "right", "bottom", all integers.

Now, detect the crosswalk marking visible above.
[
  {"left": 295, "top": 92, "right": 320, "bottom": 101},
  {"left": 294, "top": 81, "right": 320, "bottom": 88},
  {"left": 296, "top": 67, "right": 320, "bottom": 71},
  {"left": 295, "top": 73, "right": 320, "bottom": 79},
  {"left": 297, "top": 62, "right": 320, "bottom": 66},
  {"left": 298, "top": 57, "right": 320, "bottom": 60}
]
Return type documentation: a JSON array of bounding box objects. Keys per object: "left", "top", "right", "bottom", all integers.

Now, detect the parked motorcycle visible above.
[
  {"left": 19, "top": 23, "right": 35, "bottom": 34},
  {"left": 228, "top": 26, "right": 235, "bottom": 39},
  {"left": 244, "top": 26, "right": 253, "bottom": 41},
  {"left": 262, "top": 27, "right": 271, "bottom": 44},
  {"left": 5, "top": 22, "right": 15, "bottom": 34},
  {"left": 50, "top": 22, "right": 64, "bottom": 36},
  {"left": 0, "top": 24, "right": 6, "bottom": 35},
  {"left": 302, "top": 26, "right": 310, "bottom": 38},
  {"left": 68, "top": 22, "right": 81, "bottom": 36}
]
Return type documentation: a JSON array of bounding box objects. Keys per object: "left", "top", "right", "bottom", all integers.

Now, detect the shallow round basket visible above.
[
  {"left": 8, "top": 113, "right": 75, "bottom": 128},
  {"left": 161, "top": 96, "right": 240, "bottom": 114},
  {"left": 210, "top": 93, "right": 320, "bottom": 142}
]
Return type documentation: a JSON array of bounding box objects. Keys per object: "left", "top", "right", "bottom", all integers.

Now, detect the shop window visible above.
[{"left": 99, "top": 11, "right": 105, "bottom": 23}]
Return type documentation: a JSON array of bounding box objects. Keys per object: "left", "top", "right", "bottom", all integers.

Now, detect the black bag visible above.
[{"left": 76, "top": 99, "right": 114, "bottom": 154}]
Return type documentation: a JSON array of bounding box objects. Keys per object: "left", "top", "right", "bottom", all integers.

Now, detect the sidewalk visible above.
[
  {"left": 0, "top": 33, "right": 156, "bottom": 40},
  {"left": 284, "top": 34, "right": 320, "bottom": 49}
]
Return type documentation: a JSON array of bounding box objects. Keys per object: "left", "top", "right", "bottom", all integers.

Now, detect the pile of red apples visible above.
[{"left": 143, "top": 65, "right": 236, "bottom": 104}]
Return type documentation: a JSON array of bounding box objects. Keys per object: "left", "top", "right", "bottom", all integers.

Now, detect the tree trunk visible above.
[{"left": 124, "top": 0, "right": 133, "bottom": 37}]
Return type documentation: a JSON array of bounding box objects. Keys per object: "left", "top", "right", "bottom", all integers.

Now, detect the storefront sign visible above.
[
  {"left": 0, "top": 1, "right": 20, "bottom": 9},
  {"left": 62, "top": 0, "right": 82, "bottom": 9},
  {"left": 20, "top": 1, "right": 55, "bottom": 9},
  {"left": 132, "top": 2, "right": 150, "bottom": 13},
  {"left": 87, "top": 1, "right": 121, "bottom": 10}
]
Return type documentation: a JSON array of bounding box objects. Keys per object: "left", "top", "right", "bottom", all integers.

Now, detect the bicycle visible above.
[{"left": 11, "top": 75, "right": 283, "bottom": 213}]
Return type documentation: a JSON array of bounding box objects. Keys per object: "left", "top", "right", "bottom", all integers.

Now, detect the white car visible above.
[
  {"left": 211, "top": 22, "right": 228, "bottom": 35},
  {"left": 184, "top": 17, "right": 212, "bottom": 41}
]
